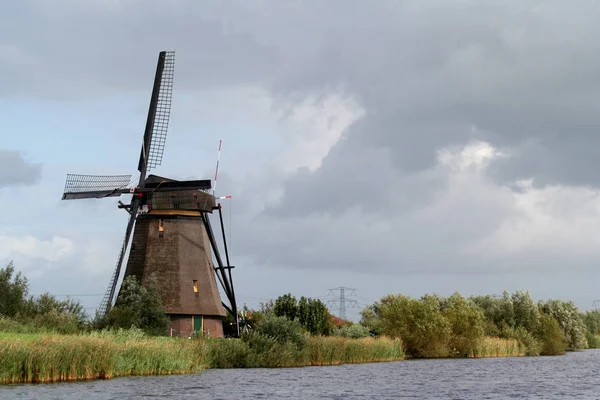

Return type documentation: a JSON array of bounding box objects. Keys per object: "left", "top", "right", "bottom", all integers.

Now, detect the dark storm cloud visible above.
[
  {"left": 0, "top": 150, "right": 42, "bottom": 187},
  {"left": 5, "top": 1, "right": 600, "bottom": 188},
  {"left": 0, "top": 0, "right": 280, "bottom": 99},
  {"left": 237, "top": 0, "right": 600, "bottom": 193}
]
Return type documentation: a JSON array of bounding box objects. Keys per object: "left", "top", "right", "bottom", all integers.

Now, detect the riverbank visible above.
[
  {"left": 0, "top": 330, "right": 404, "bottom": 384},
  {"left": 0, "top": 329, "right": 530, "bottom": 385}
]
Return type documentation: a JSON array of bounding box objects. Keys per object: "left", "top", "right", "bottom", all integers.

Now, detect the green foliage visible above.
[
  {"left": 274, "top": 293, "right": 298, "bottom": 320},
  {"left": 500, "top": 325, "right": 541, "bottom": 356},
  {"left": 511, "top": 290, "right": 541, "bottom": 333},
  {"left": 0, "top": 329, "right": 208, "bottom": 384},
  {"left": 538, "top": 299, "right": 587, "bottom": 351},
  {"left": 362, "top": 290, "right": 592, "bottom": 358},
  {"left": 334, "top": 323, "right": 371, "bottom": 339},
  {"left": 360, "top": 305, "right": 384, "bottom": 336},
  {"left": 373, "top": 293, "right": 452, "bottom": 358},
  {"left": 439, "top": 293, "right": 485, "bottom": 357},
  {"left": 272, "top": 293, "right": 333, "bottom": 335},
  {"left": 0, "top": 261, "right": 29, "bottom": 318},
  {"left": 470, "top": 291, "right": 516, "bottom": 330},
  {"left": 581, "top": 309, "right": 600, "bottom": 334},
  {"left": 585, "top": 332, "right": 600, "bottom": 349},
  {"left": 297, "top": 296, "right": 333, "bottom": 335},
  {"left": 0, "top": 262, "right": 88, "bottom": 334},
  {"left": 96, "top": 274, "right": 169, "bottom": 336},
  {"left": 253, "top": 314, "right": 307, "bottom": 350},
  {"left": 208, "top": 333, "right": 403, "bottom": 370},
  {"left": 21, "top": 293, "right": 87, "bottom": 334},
  {"left": 535, "top": 313, "right": 566, "bottom": 355}
]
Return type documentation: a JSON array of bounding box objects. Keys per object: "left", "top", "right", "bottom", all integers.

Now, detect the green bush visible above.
[
  {"left": 254, "top": 314, "right": 307, "bottom": 350},
  {"left": 500, "top": 326, "right": 541, "bottom": 356},
  {"left": 535, "top": 314, "right": 566, "bottom": 355},
  {"left": 0, "top": 261, "right": 28, "bottom": 318},
  {"left": 95, "top": 274, "right": 169, "bottom": 336},
  {"left": 585, "top": 332, "right": 600, "bottom": 349},
  {"left": 538, "top": 299, "right": 587, "bottom": 351},
  {"left": 440, "top": 293, "right": 485, "bottom": 357},
  {"left": 376, "top": 294, "right": 452, "bottom": 358},
  {"left": 208, "top": 338, "right": 250, "bottom": 368},
  {"left": 335, "top": 324, "right": 371, "bottom": 339}
]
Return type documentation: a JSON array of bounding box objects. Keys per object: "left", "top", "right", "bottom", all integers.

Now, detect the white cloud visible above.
[
  {"left": 0, "top": 234, "right": 74, "bottom": 262},
  {"left": 274, "top": 90, "right": 365, "bottom": 174}
]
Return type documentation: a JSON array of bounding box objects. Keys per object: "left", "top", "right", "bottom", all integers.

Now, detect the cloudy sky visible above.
[{"left": 3, "top": 0, "right": 600, "bottom": 321}]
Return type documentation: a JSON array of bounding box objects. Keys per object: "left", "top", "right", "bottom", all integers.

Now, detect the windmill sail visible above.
[
  {"left": 138, "top": 51, "right": 175, "bottom": 183},
  {"left": 62, "top": 174, "right": 132, "bottom": 200}
]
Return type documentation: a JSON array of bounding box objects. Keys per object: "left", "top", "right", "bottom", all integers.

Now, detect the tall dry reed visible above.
[
  {"left": 470, "top": 336, "right": 525, "bottom": 358},
  {"left": 308, "top": 336, "right": 404, "bottom": 366},
  {"left": 0, "top": 331, "right": 209, "bottom": 384}
]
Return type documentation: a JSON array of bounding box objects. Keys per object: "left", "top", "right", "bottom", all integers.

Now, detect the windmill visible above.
[{"left": 60, "top": 51, "right": 239, "bottom": 338}]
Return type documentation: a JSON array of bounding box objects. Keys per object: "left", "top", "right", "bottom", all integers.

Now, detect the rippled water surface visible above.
[{"left": 3, "top": 350, "right": 600, "bottom": 399}]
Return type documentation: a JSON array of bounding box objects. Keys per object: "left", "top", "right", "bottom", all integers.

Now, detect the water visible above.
[{"left": 3, "top": 350, "right": 600, "bottom": 399}]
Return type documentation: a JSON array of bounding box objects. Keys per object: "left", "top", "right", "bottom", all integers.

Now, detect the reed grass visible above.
[
  {"left": 0, "top": 330, "right": 209, "bottom": 384},
  {"left": 308, "top": 336, "right": 404, "bottom": 366},
  {"left": 2, "top": 330, "right": 529, "bottom": 385},
  {"left": 207, "top": 334, "right": 404, "bottom": 369},
  {"left": 1, "top": 331, "right": 404, "bottom": 384},
  {"left": 470, "top": 336, "right": 525, "bottom": 358}
]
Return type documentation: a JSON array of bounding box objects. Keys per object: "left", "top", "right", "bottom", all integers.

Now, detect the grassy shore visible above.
[
  {"left": 0, "top": 330, "right": 209, "bottom": 384},
  {"left": 0, "top": 329, "right": 533, "bottom": 384},
  {"left": 0, "top": 330, "right": 405, "bottom": 384}
]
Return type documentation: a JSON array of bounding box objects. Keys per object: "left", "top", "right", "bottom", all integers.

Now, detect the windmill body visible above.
[{"left": 61, "top": 51, "right": 238, "bottom": 338}]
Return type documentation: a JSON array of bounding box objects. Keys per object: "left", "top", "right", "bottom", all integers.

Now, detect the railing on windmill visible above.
[{"left": 148, "top": 189, "right": 215, "bottom": 212}]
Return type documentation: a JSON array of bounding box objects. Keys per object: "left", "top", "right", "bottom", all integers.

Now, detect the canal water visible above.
[{"left": 3, "top": 350, "right": 600, "bottom": 399}]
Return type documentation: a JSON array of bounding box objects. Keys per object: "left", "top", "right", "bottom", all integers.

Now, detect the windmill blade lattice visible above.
[
  {"left": 138, "top": 51, "right": 175, "bottom": 177},
  {"left": 147, "top": 51, "right": 174, "bottom": 171},
  {"left": 62, "top": 174, "right": 132, "bottom": 200}
]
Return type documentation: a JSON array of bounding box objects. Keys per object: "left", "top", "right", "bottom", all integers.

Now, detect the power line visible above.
[{"left": 326, "top": 287, "right": 359, "bottom": 320}]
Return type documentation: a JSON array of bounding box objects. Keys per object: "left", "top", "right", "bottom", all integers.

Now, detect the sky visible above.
[{"left": 3, "top": 0, "right": 600, "bottom": 321}]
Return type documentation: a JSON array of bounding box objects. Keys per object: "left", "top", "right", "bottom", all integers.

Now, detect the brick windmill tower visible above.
[{"left": 61, "top": 51, "right": 238, "bottom": 338}]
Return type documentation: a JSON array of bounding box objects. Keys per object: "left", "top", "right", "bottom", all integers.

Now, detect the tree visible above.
[
  {"left": 581, "top": 309, "right": 600, "bottom": 335},
  {"left": 512, "top": 290, "right": 540, "bottom": 333},
  {"left": 273, "top": 293, "right": 332, "bottom": 335},
  {"left": 535, "top": 313, "right": 566, "bottom": 355},
  {"left": 538, "top": 299, "right": 587, "bottom": 351},
  {"left": 296, "top": 296, "right": 332, "bottom": 335},
  {"left": 23, "top": 292, "right": 88, "bottom": 333},
  {"left": 359, "top": 304, "right": 383, "bottom": 336},
  {"left": 376, "top": 293, "right": 452, "bottom": 358},
  {"left": 0, "top": 261, "right": 29, "bottom": 318},
  {"left": 97, "top": 274, "right": 169, "bottom": 335},
  {"left": 439, "top": 293, "right": 485, "bottom": 357},
  {"left": 470, "top": 293, "right": 512, "bottom": 330},
  {"left": 274, "top": 293, "right": 298, "bottom": 320}
]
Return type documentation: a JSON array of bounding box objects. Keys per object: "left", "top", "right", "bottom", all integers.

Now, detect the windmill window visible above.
[{"left": 193, "top": 280, "right": 198, "bottom": 293}]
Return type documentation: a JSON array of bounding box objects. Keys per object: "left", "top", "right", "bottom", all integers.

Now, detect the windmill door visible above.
[{"left": 193, "top": 315, "right": 203, "bottom": 335}]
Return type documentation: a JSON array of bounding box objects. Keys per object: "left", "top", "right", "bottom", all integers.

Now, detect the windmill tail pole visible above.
[{"left": 212, "top": 139, "right": 222, "bottom": 196}]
